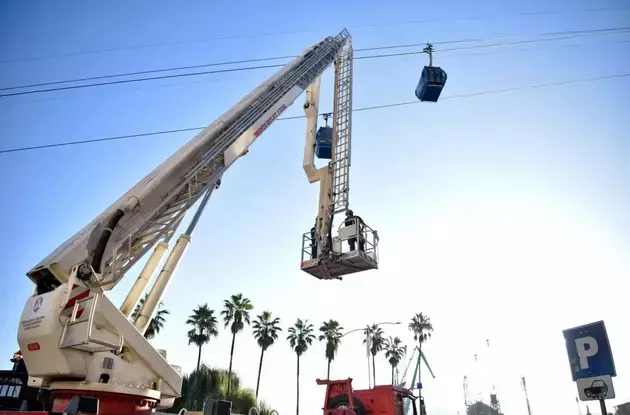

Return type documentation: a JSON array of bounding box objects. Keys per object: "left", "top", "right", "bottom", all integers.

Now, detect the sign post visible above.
[{"left": 563, "top": 321, "right": 616, "bottom": 414}]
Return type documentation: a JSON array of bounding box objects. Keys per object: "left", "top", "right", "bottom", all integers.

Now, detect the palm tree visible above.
[
  {"left": 287, "top": 319, "right": 316, "bottom": 415},
  {"left": 186, "top": 304, "right": 219, "bottom": 371},
  {"left": 318, "top": 320, "right": 343, "bottom": 379},
  {"left": 408, "top": 313, "right": 433, "bottom": 384},
  {"left": 252, "top": 311, "right": 282, "bottom": 399},
  {"left": 384, "top": 336, "right": 407, "bottom": 384},
  {"left": 131, "top": 293, "right": 169, "bottom": 340},
  {"left": 363, "top": 325, "right": 386, "bottom": 385},
  {"left": 221, "top": 293, "right": 254, "bottom": 395}
]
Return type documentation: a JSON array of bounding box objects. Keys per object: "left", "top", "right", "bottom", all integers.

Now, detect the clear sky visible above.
[{"left": 1, "top": 1, "right": 629, "bottom": 414}]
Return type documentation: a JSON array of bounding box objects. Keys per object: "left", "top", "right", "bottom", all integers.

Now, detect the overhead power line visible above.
[
  {"left": 354, "top": 26, "right": 630, "bottom": 51},
  {"left": 0, "top": 55, "right": 299, "bottom": 92},
  {"left": 355, "top": 29, "right": 630, "bottom": 60},
  {"left": 1, "top": 27, "right": 628, "bottom": 98},
  {"left": 0, "top": 64, "right": 288, "bottom": 98},
  {"left": 2, "top": 27, "right": 626, "bottom": 92},
  {"left": 1, "top": 6, "right": 625, "bottom": 64},
  {"left": 1, "top": 72, "right": 627, "bottom": 155}
]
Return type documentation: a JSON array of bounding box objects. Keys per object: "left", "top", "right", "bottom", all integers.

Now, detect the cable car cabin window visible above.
[
  {"left": 425, "top": 67, "right": 445, "bottom": 85},
  {"left": 428, "top": 70, "right": 438, "bottom": 85}
]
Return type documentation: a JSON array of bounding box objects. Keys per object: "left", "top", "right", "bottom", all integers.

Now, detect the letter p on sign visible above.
[
  {"left": 575, "top": 336, "right": 598, "bottom": 369},
  {"left": 564, "top": 321, "right": 615, "bottom": 381}
]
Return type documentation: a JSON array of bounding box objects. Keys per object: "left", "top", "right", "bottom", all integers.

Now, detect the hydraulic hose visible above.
[{"left": 92, "top": 209, "right": 125, "bottom": 274}]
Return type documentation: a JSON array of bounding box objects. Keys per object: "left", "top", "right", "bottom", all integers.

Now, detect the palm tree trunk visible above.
[
  {"left": 391, "top": 365, "right": 394, "bottom": 385},
  {"left": 296, "top": 354, "right": 300, "bottom": 415},
  {"left": 196, "top": 344, "right": 202, "bottom": 372},
  {"left": 418, "top": 341, "right": 422, "bottom": 384},
  {"left": 327, "top": 359, "right": 331, "bottom": 380},
  {"left": 256, "top": 347, "right": 265, "bottom": 399},
  {"left": 227, "top": 332, "right": 236, "bottom": 395},
  {"left": 372, "top": 353, "right": 376, "bottom": 386}
]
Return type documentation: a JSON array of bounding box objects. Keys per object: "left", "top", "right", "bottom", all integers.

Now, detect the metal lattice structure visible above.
[{"left": 330, "top": 43, "right": 353, "bottom": 214}]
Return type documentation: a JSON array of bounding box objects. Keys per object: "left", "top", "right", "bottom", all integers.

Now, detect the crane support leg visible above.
[
  {"left": 317, "top": 167, "right": 335, "bottom": 254},
  {"left": 303, "top": 76, "right": 322, "bottom": 183},
  {"left": 134, "top": 186, "right": 215, "bottom": 334},
  {"left": 120, "top": 242, "right": 168, "bottom": 318},
  {"left": 134, "top": 234, "right": 189, "bottom": 334},
  {"left": 302, "top": 75, "right": 335, "bottom": 256}
]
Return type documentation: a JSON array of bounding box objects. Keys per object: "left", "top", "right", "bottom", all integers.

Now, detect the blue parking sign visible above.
[{"left": 563, "top": 321, "right": 616, "bottom": 381}]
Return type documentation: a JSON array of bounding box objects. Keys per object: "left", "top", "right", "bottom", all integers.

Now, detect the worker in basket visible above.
[
  {"left": 310, "top": 219, "right": 318, "bottom": 259},
  {"left": 345, "top": 210, "right": 365, "bottom": 251}
]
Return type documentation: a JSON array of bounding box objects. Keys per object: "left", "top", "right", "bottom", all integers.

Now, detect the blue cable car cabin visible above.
[
  {"left": 315, "top": 126, "right": 333, "bottom": 159},
  {"left": 415, "top": 66, "right": 447, "bottom": 102}
]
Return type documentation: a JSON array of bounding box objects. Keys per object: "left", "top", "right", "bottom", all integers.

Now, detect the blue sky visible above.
[{"left": 1, "top": 1, "right": 629, "bottom": 414}]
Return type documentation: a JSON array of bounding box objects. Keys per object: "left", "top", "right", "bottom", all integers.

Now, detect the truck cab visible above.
[{"left": 317, "top": 378, "right": 419, "bottom": 415}]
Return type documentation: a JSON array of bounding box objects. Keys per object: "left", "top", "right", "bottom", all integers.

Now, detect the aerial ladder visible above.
[{"left": 12, "top": 29, "right": 379, "bottom": 415}]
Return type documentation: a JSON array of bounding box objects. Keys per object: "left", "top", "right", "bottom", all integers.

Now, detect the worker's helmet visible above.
[{"left": 346, "top": 209, "right": 353, "bottom": 216}]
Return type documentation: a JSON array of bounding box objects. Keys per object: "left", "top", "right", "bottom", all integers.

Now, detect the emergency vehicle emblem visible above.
[{"left": 33, "top": 297, "right": 43, "bottom": 313}]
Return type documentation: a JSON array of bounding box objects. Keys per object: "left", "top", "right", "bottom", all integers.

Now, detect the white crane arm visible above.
[
  {"left": 27, "top": 30, "right": 352, "bottom": 292},
  {"left": 303, "top": 76, "right": 322, "bottom": 183}
]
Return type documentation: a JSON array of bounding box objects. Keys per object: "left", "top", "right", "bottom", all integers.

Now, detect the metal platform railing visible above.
[
  {"left": 334, "top": 218, "right": 379, "bottom": 260},
  {"left": 301, "top": 219, "right": 379, "bottom": 262}
]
